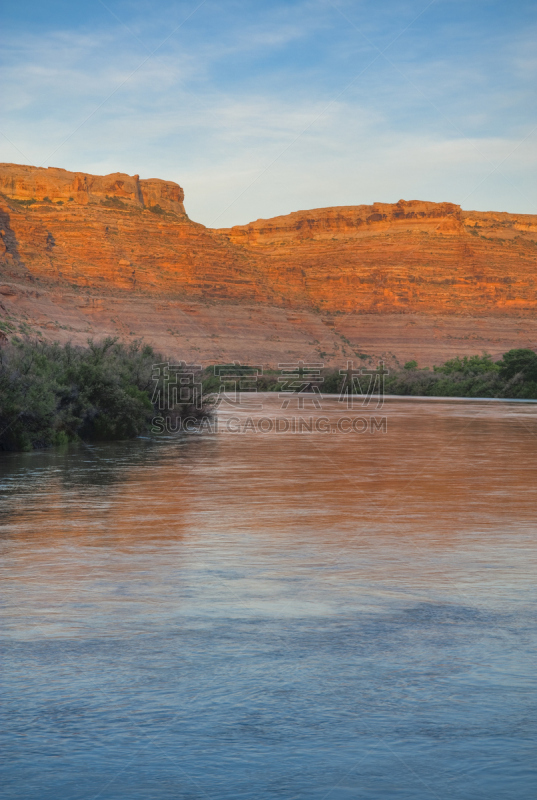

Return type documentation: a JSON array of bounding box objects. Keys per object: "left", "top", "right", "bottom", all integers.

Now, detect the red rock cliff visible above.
[
  {"left": 1, "top": 163, "right": 537, "bottom": 366},
  {"left": 2, "top": 163, "right": 537, "bottom": 315},
  {"left": 0, "top": 164, "right": 185, "bottom": 214},
  {"left": 216, "top": 201, "right": 537, "bottom": 314}
]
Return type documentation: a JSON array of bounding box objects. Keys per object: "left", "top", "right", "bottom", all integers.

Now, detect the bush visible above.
[
  {"left": 386, "top": 349, "right": 537, "bottom": 399},
  {"left": 10, "top": 198, "right": 38, "bottom": 207},
  {"left": 100, "top": 196, "right": 130, "bottom": 209},
  {"left": 434, "top": 353, "right": 499, "bottom": 376},
  {"left": 202, "top": 351, "right": 537, "bottom": 401},
  {"left": 0, "top": 338, "right": 209, "bottom": 451},
  {"left": 497, "top": 348, "right": 537, "bottom": 382}
]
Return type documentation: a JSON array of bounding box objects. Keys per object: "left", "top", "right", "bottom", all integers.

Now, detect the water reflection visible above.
[{"left": 1, "top": 398, "right": 536, "bottom": 799}]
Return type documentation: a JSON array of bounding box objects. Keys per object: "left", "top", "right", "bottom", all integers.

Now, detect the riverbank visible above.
[
  {"left": 203, "top": 348, "right": 537, "bottom": 401},
  {"left": 0, "top": 338, "right": 209, "bottom": 452},
  {"left": 1, "top": 340, "right": 536, "bottom": 452}
]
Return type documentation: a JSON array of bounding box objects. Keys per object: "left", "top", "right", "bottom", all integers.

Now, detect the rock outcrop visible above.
[
  {"left": 218, "top": 200, "right": 466, "bottom": 246},
  {"left": 1, "top": 162, "right": 536, "bottom": 366},
  {"left": 0, "top": 164, "right": 185, "bottom": 214},
  {"left": 217, "top": 200, "right": 537, "bottom": 315}
]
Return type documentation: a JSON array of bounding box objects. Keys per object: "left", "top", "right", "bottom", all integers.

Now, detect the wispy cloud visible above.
[{"left": 1, "top": 0, "right": 536, "bottom": 224}]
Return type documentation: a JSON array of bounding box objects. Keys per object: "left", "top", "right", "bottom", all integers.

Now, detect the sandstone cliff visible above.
[
  {"left": 0, "top": 163, "right": 185, "bottom": 214},
  {"left": 217, "top": 200, "right": 537, "bottom": 314},
  {"left": 1, "top": 163, "right": 536, "bottom": 366}
]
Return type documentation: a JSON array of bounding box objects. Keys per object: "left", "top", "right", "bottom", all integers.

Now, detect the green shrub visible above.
[
  {"left": 100, "top": 196, "right": 130, "bottom": 209},
  {"left": 386, "top": 349, "right": 537, "bottom": 399},
  {"left": 497, "top": 348, "right": 537, "bottom": 382},
  {"left": 0, "top": 338, "right": 209, "bottom": 451},
  {"left": 11, "top": 198, "right": 37, "bottom": 206},
  {"left": 434, "top": 353, "right": 499, "bottom": 376}
]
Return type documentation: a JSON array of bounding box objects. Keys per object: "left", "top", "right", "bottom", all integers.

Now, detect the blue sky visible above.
[{"left": 1, "top": 0, "right": 536, "bottom": 225}]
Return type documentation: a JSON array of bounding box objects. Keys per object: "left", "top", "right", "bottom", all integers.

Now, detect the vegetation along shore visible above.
[{"left": 1, "top": 337, "right": 536, "bottom": 452}]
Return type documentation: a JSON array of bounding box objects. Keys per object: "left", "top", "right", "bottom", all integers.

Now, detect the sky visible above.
[{"left": 1, "top": 0, "right": 536, "bottom": 226}]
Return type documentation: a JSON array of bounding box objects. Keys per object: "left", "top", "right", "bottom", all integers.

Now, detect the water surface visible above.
[{"left": 1, "top": 396, "right": 536, "bottom": 799}]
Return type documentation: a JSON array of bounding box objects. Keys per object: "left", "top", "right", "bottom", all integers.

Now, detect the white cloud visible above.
[{"left": 1, "top": 4, "right": 536, "bottom": 225}]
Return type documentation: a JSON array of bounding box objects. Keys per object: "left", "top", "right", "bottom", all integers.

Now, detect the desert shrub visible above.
[
  {"left": 100, "top": 196, "right": 130, "bottom": 209},
  {"left": 10, "top": 198, "right": 38, "bottom": 207},
  {"left": 386, "top": 349, "right": 537, "bottom": 399},
  {"left": 433, "top": 353, "right": 499, "bottom": 376},
  {"left": 0, "top": 338, "right": 209, "bottom": 451},
  {"left": 497, "top": 348, "right": 537, "bottom": 382}
]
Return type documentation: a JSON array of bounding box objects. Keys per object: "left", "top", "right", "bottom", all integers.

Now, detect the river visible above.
[{"left": 1, "top": 395, "right": 536, "bottom": 799}]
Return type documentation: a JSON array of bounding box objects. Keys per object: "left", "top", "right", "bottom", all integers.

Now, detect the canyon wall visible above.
[
  {"left": 1, "top": 163, "right": 536, "bottom": 366},
  {"left": 0, "top": 163, "right": 185, "bottom": 214},
  {"left": 217, "top": 200, "right": 537, "bottom": 315}
]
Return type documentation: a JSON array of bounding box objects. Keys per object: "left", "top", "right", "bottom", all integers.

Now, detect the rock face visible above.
[
  {"left": 1, "top": 162, "right": 536, "bottom": 366},
  {"left": 217, "top": 200, "right": 537, "bottom": 315},
  {"left": 0, "top": 163, "right": 185, "bottom": 213},
  {"left": 218, "top": 200, "right": 465, "bottom": 246}
]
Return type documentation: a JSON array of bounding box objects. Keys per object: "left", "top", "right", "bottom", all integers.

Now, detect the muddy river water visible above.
[{"left": 1, "top": 395, "right": 536, "bottom": 799}]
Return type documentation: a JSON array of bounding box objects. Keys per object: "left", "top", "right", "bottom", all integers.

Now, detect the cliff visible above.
[
  {"left": 1, "top": 163, "right": 536, "bottom": 366},
  {"left": 0, "top": 163, "right": 185, "bottom": 214},
  {"left": 217, "top": 200, "right": 537, "bottom": 314},
  {"left": 218, "top": 200, "right": 465, "bottom": 246}
]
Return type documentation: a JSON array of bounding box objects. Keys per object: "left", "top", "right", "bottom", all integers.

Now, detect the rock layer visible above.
[
  {"left": 217, "top": 200, "right": 537, "bottom": 314},
  {"left": 0, "top": 163, "right": 185, "bottom": 213},
  {"left": 1, "top": 163, "right": 536, "bottom": 366}
]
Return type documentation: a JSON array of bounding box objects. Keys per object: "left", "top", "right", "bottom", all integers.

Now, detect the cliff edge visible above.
[
  {"left": 1, "top": 163, "right": 536, "bottom": 365},
  {"left": 0, "top": 163, "right": 185, "bottom": 214}
]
